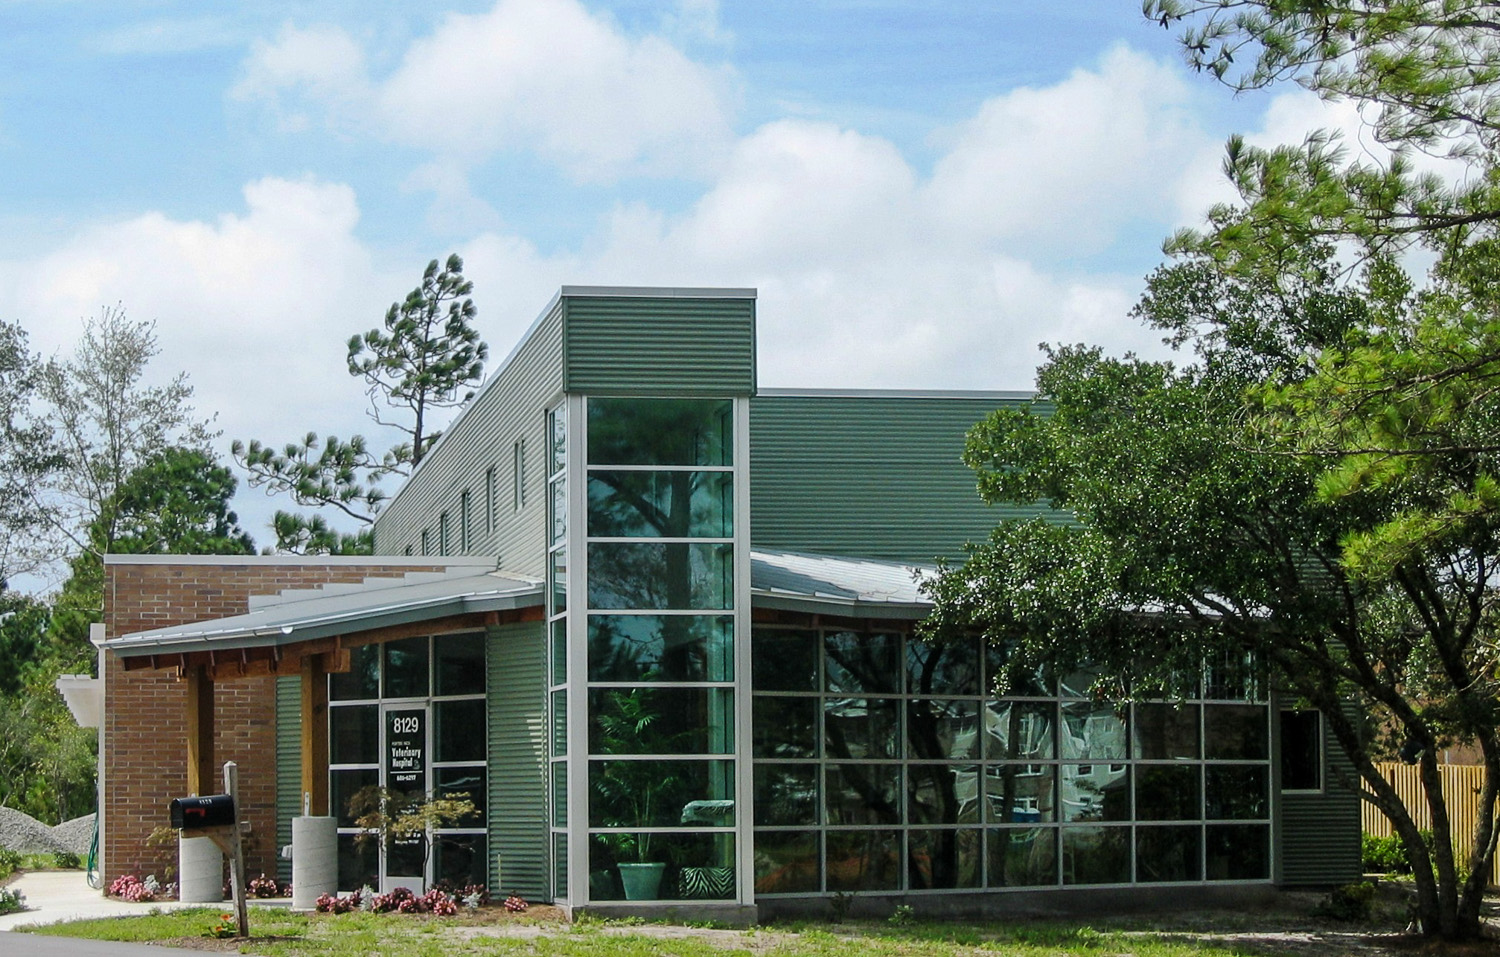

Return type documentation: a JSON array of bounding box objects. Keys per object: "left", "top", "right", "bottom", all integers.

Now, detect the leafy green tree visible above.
[
  {"left": 924, "top": 248, "right": 1499, "bottom": 938},
  {"left": 234, "top": 255, "right": 487, "bottom": 553},
  {"left": 0, "top": 321, "right": 63, "bottom": 584}
]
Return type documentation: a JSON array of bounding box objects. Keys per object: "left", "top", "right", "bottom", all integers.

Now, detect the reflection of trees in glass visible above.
[
  {"left": 587, "top": 398, "right": 731, "bottom": 467},
  {"left": 587, "top": 542, "right": 730, "bottom": 610},
  {"left": 824, "top": 631, "right": 898, "bottom": 693},
  {"left": 588, "top": 471, "right": 730, "bottom": 538},
  {"left": 588, "top": 615, "right": 731, "bottom": 682}
]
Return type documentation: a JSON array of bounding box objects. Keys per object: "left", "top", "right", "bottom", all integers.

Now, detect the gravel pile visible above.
[
  {"left": 0, "top": 806, "right": 78, "bottom": 856},
  {"left": 51, "top": 813, "right": 96, "bottom": 856}
]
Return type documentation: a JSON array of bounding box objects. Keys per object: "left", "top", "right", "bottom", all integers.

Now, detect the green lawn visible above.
[{"left": 19, "top": 907, "right": 1314, "bottom": 957}]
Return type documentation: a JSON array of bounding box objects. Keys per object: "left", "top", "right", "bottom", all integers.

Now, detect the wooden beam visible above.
[
  {"left": 184, "top": 666, "right": 215, "bottom": 796},
  {"left": 300, "top": 654, "right": 330, "bottom": 817}
]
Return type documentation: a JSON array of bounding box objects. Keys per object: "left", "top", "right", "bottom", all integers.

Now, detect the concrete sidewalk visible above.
[{"left": 0, "top": 870, "right": 202, "bottom": 931}]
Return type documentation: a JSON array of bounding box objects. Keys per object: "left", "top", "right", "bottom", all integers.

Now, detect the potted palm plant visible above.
[{"left": 591, "top": 685, "right": 686, "bottom": 899}]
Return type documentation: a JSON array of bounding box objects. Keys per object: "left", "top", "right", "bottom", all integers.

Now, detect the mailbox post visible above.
[{"left": 170, "top": 762, "right": 248, "bottom": 938}]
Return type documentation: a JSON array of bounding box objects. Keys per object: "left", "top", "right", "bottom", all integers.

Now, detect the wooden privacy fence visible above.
[{"left": 1362, "top": 763, "right": 1500, "bottom": 886}]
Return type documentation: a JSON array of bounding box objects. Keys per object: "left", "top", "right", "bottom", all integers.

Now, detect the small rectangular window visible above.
[
  {"left": 1280, "top": 709, "right": 1323, "bottom": 791},
  {"left": 438, "top": 512, "right": 451, "bottom": 555},
  {"left": 514, "top": 438, "right": 527, "bottom": 510},
  {"left": 459, "top": 489, "right": 472, "bottom": 551},
  {"left": 485, "top": 467, "right": 497, "bottom": 532},
  {"left": 404, "top": 544, "right": 413, "bottom": 556},
  {"left": 420, "top": 528, "right": 431, "bottom": 556}
]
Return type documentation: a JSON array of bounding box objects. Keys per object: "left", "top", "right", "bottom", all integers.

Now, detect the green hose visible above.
[{"left": 86, "top": 812, "right": 100, "bottom": 888}]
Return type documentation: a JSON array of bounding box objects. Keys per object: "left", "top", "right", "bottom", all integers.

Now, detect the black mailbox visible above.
[{"left": 170, "top": 794, "right": 236, "bottom": 830}]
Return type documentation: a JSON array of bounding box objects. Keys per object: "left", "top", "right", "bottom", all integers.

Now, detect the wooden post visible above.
[
  {"left": 224, "top": 762, "right": 249, "bottom": 939},
  {"left": 184, "top": 666, "right": 214, "bottom": 796},
  {"left": 300, "top": 654, "right": 330, "bottom": 817}
]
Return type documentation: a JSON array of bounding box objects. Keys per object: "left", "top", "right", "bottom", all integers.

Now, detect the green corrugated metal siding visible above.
[
  {"left": 749, "top": 393, "right": 1043, "bottom": 563},
  {"left": 1278, "top": 711, "right": 1363, "bottom": 885},
  {"left": 563, "top": 296, "right": 755, "bottom": 396},
  {"left": 373, "top": 299, "right": 564, "bottom": 576},
  {"left": 486, "top": 620, "right": 547, "bottom": 899},
  {"left": 275, "top": 676, "right": 301, "bottom": 883}
]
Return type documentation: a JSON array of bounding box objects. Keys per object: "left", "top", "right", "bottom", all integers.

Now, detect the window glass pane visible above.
[
  {"left": 1205, "top": 704, "right": 1269, "bottom": 760},
  {"left": 550, "top": 618, "right": 567, "bottom": 686},
  {"left": 588, "top": 471, "right": 732, "bottom": 538},
  {"left": 587, "top": 832, "right": 735, "bottom": 900},
  {"left": 1204, "top": 649, "right": 1265, "bottom": 701},
  {"left": 1135, "top": 764, "right": 1201, "bottom": 821},
  {"left": 587, "top": 542, "right": 731, "bottom": 609},
  {"left": 587, "top": 397, "right": 732, "bottom": 467},
  {"left": 589, "top": 759, "right": 735, "bottom": 828},
  {"left": 553, "top": 832, "right": 568, "bottom": 899},
  {"left": 1206, "top": 824, "right": 1269, "bottom": 880},
  {"left": 824, "top": 631, "right": 899, "bottom": 694},
  {"left": 551, "top": 477, "right": 567, "bottom": 546},
  {"left": 752, "top": 629, "right": 818, "bottom": 692},
  {"left": 989, "top": 827, "right": 1057, "bottom": 887},
  {"left": 433, "top": 834, "right": 486, "bottom": 888},
  {"left": 825, "top": 764, "right": 901, "bottom": 825},
  {"left": 985, "top": 764, "right": 1056, "bottom": 823},
  {"left": 986, "top": 644, "right": 1054, "bottom": 697},
  {"left": 1060, "top": 701, "right": 1127, "bottom": 759},
  {"left": 825, "top": 830, "right": 900, "bottom": 891},
  {"left": 549, "top": 406, "right": 566, "bottom": 476},
  {"left": 1057, "top": 665, "right": 1112, "bottom": 699},
  {"left": 552, "top": 763, "right": 567, "bottom": 827},
  {"left": 435, "top": 699, "right": 485, "bottom": 763},
  {"left": 434, "top": 633, "right": 485, "bottom": 696},
  {"left": 331, "top": 768, "right": 378, "bottom": 828},
  {"left": 434, "top": 766, "right": 486, "bottom": 828},
  {"left": 985, "top": 701, "right": 1056, "bottom": 761},
  {"left": 588, "top": 615, "right": 733, "bottom": 682},
  {"left": 383, "top": 636, "right": 429, "bottom": 699},
  {"left": 329, "top": 705, "right": 377, "bottom": 765},
  {"left": 907, "top": 699, "right": 981, "bottom": 760},
  {"left": 908, "top": 829, "right": 982, "bottom": 889},
  {"left": 1061, "top": 826, "right": 1130, "bottom": 884},
  {"left": 909, "top": 764, "right": 980, "bottom": 824},
  {"left": 1060, "top": 764, "right": 1130, "bottom": 822},
  {"left": 551, "top": 690, "right": 567, "bottom": 756},
  {"left": 550, "top": 550, "right": 567, "bottom": 614},
  {"left": 1206, "top": 765, "right": 1268, "bottom": 820},
  {"left": 337, "top": 832, "right": 379, "bottom": 892},
  {"left": 824, "top": 697, "right": 900, "bottom": 760},
  {"left": 1280, "top": 710, "right": 1322, "bottom": 791},
  {"left": 906, "top": 637, "right": 979, "bottom": 695},
  {"left": 589, "top": 687, "right": 734, "bottom": 755},
  {"left": 330, "top": 644, "right": 379, "bottom": 701},
  {"left": 754, "top": 831, "right": 820, "bottom": 894},
  {"left": 754, "top": 765, "right": 819, "bottom": 826},
  {"left": 1136, "top": 825, "right": 1201, "bottom": 882},
  {"left": 753, "top": 695, "right": 818, "bottom": 759},
  {"left": 1132, "top": 704, "right": 1200, "bottom": 760}
]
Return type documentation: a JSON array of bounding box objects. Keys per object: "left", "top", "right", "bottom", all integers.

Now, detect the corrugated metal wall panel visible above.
[
  {"left": 1279, "top": 714, "right": 1362, "bottom": 886},
  {"left": 373, "top": 301, "right": 564, "bottom": 576},
  {"left": 274, "top": 676, "right": 300, "bottom": 883},
  {"left": 486, "top": 620, "right": 547, "bottom": 899},
  {"left": 563, "top": 297, "right": 755, "bottom": 395},
  {"left": 749, "top": 394, "right": 1044, "bottom": 563}
]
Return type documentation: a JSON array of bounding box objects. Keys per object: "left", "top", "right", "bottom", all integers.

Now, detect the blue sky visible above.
[{"left": 0, "top": 0, "right": 1355, "bottom": 553}]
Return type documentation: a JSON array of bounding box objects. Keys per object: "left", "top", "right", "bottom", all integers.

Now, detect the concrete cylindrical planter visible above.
[
  {"left": 290, "top": 816, "right": 339, "bottom": 911},
  {"left": 178, "top": 835, "right": 225, "bottom": 903}
]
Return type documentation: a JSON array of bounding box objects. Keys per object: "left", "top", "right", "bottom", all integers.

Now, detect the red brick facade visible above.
[{"left": 102, "top": 558, "right": 458, "bottom": 888}]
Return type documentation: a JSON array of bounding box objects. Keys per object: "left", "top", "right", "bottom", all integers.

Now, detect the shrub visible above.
[
  {"left": 0, "top": 886, "right": 25, "bottom": 916},
  {"left": 0, "top": 847, "right": 21, "bottom": 881},
  {"left": 503, "top": 893, "right": 528, "bottom": 912},
  {"left": 1320, "top": 881, "right": 1377, "bottom": 921},
  {"left": 1363, "top": 833, "right": 1411, "bottom": 874},
  {"left": 247, "top": 873, "right": 281, "bottom": 898},
  {"left": 315, "top": 891, "right": 362, "bottom": 914}
]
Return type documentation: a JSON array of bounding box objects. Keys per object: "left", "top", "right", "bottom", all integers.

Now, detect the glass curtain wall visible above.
[
  {"left": 327, "top": 634, "right": 489, "bottom": 891},
  {"left": 752, "top": 629, "right": 1271, "bottom": 895},
  {"left": 570, "top": 396, "right": 741, "bottom": 903}
]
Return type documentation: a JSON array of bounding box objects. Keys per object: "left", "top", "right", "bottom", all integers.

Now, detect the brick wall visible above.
[{"left": 102, "top": 559, "right": 456, "bottom": 889}]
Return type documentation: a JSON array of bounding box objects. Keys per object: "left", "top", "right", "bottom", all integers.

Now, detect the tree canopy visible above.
[{"left": 234, "top": 254, "right": 487, "bottom": 553}]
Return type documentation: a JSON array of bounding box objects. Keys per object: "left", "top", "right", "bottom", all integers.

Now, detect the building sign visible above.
[{"left": 386, "top": 709, "right": 426, "bottom": 792}]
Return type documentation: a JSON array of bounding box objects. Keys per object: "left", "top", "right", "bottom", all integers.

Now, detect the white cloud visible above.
[{"left": 235, "top": 0, "right": 737, "bottom": 181}]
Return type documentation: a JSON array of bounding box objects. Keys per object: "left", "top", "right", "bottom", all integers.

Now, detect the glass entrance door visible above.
[{"left": 381, "top": 704, "right": 430, "bottom": 893}]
